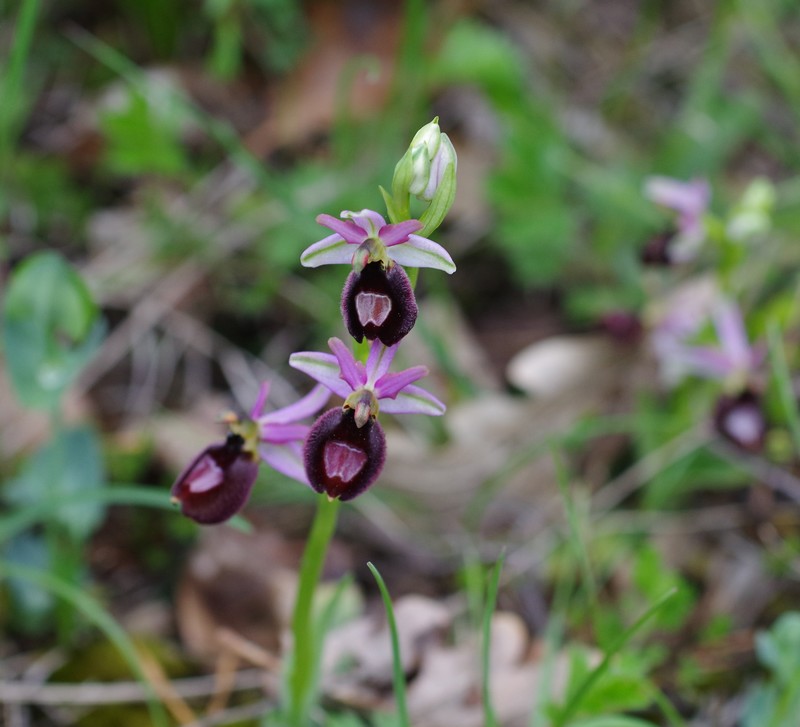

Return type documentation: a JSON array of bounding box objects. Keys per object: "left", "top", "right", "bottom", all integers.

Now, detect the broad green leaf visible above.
[
  {"left": 2, "top": 251, "right": 103, "bottom": 409},
  {"left": 3, "top": 533, "right": 54, "bottom": 634},
  {"left": 4, "top": 426, "right": 106, "bottom": 542}
]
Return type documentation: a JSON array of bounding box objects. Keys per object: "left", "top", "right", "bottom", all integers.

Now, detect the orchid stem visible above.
[{"left": 285, "top": 494, "right": 341, "bottom": 726}]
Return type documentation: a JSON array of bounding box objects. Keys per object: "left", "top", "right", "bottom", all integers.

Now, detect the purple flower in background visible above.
[
  {"left": 643, "top": 176, "right": 710, "bottom": 263},
  {"left": 290, "top": 338, "right": 445, "bottom": 499},
  {"left": 714, "top": 388, "right": 767, "bottom": 453},
  {"left": 653, "top": 298, "right": 763, "bottom": 385}
]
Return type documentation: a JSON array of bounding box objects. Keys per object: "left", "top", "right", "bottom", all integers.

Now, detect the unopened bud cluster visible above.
[{"left": 172, "top": 120, "right": 457, "bottom": 522}]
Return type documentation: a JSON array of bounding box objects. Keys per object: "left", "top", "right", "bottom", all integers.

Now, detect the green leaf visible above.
[
  {"left": 755, "top": 612, "right": 800, "bottom": 685},
  {"left": 430, "top": 19, "right": 525, "bottom": 103},
  {"left": 4, "top": 426, "right": 106, "bottom": 542},
  {"left": 2, "top": 251, "right": 103, "bottom": 409},
  {"left": 3, "top": 533, "right": 54, "bottom": 633},
  {"left": 99, "top": 90, "right": 188, "bottom": 177}
]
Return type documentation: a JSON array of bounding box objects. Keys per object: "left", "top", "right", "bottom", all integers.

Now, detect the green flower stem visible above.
[{"left": 286, "top": 494, "right": 341, "bottom": 726}]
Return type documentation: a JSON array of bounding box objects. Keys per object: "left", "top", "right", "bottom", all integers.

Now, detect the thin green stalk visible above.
[
  {"left": 530, "top": 558, "right": 575, "bottom": 727},
  {"left": 481, "top": 553, "right": 505, "bottom": 727},
  {"left": 552, "top": 448, "right": 598, "bottom": 612},
  {"left": 0, "top": 486, "right": 174, "bottom": 543},
  {"left": 768, "top": 320, "right": 800, "bottom": 454},
  {"left": 553, "top": 588, "right": 678, "bottom": 727},
  {"left": 0, "top": 561, "right": 169, "bottom": 727},
  {"left": 367, "top": 562, "right": 410, "bottom": 727},
  {"left": 650, "top": 685, "right": 687, "bottom": 727},
  {"left": 0, "top": 0, "right": 41, "bottom": 164},
  {"left": 286, "top": 494, "right": 341, "bottom": 727}
]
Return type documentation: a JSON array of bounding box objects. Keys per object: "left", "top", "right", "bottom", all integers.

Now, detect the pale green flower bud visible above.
[
  {"left": 384, "top": 118, "right": 457, "bottom": 236},
  {"left": 727, "top": 177, "right": 776, "bottom": 242}
]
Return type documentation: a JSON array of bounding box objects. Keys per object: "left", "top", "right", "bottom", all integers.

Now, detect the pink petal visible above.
[
  {"left": 644, "top": 177, "right": 709, "bottom": 218},
  {"left": 365, "top": 340, "right": 398, "bottom": 386},
  {"left": 374, "top": 366, "right": 429, "bottom": 400},
  {"left": 663, "top": 344, "right": 736, "bottom": 379},
  {"left": 259, "top": 441, "right": 309, "bottom": 485},
  {"left": 328, "top": 337, "right": 366, "bottom": 390},
  {"left": 380, "top": 219, "right": 422, "bottom": 246},
  {"left": 260, "top": 384, "right": 330, "bottom": 425},
  {"left": 713, "top": 301, "right": 752, "bottom": 371},
  {"left": 260, "top": 422, "right": 310, "bottom": 443},
  {"left": 342, "top": 209, "right": 386, "bottom": 236},
  {"left": 316, "top": 214, "right": 367, "bottom": 245},
  {"left": 249, "top": 381, "right": 271, "bottom": 419}
]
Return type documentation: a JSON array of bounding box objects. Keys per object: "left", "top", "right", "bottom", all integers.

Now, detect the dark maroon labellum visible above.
[
  {"left": 641, "top": 231, "right": 675, "bottom": 266},
  {"left": 170, "top": 434, "right": 259, "bottom": 524},
  {"left": 341, "top": 261, "right": 418, "bottom": 346},
  {"left": 303, "top": 407, "right": 386, "bottom": 501},
  {"left": 713, "top": 389, "right": 767, "bottom": 453},
  {"left": 600, "top": 310, "right": 643, "bottom": 343}
]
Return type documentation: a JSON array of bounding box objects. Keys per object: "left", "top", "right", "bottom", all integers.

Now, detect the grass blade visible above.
[
  {"left": 367, "top": 561, "right": 411, "bottom": 727},
  {"left": 481, "top": 552, "right": 505, "bottom": 727},
  {"left": 768, "top": 320, "right": 800, "bottom": 454},
  {"left": 553, "top": 588, "right": 678, "bottom": 727}
]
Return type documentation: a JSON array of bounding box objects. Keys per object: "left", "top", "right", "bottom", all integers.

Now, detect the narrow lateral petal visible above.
[
  {"left": 260, "top": 441, "right": 309, "bottom": 485},
  {"left": 328, "top": 337, "right": 365, "bottom": 389},
  {"left": 301, "top": 234, "right": 355, "bottom": 267},
  {"left": 374, "top": 366, "right": 429, "bottom": 400},
  {"left": 260, "top": 422, "right": 310, "bottom": 444},
  {"left": 380, "top": 219, "right": 422, "bottom": 246},
  {"left": 260, "top": 384, "right": 330, "bottom": 425},
  {"left": 317, "top": 214, "right": 367, "bottom": 244},
  {"left": 249, "top": 381, "right": 271, "bottom": 419},
  {"left": 644, "top": 177, "right": 709, "bottom": 217},
  {"left": 379, "top": 384, "right": 446, "bottom": 416},
  {"left": 664, "top": 344, "right": 735, "bottom": 379},
  {"left": 389, "top": 235, "right": 456, "bottom": 273},
  {"left": 289, "top": 351, "right": 353, "bottom": 399},
  {"left": 713, "top": 301, "right": 751, "bottom": 371}
]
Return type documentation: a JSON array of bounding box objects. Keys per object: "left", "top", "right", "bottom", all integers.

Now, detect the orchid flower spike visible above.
[
  {"left": 289, "top": 338, "right": 445, "bottom": 500},
  {"left": 300, "top": 210, "right": 455, "bottom": 346},
  {"left": 170, "top": 383, "right": 330, "bottom": 524},
  {"left": 642, "top": 176, "right": 710, "bottom": 263}
]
